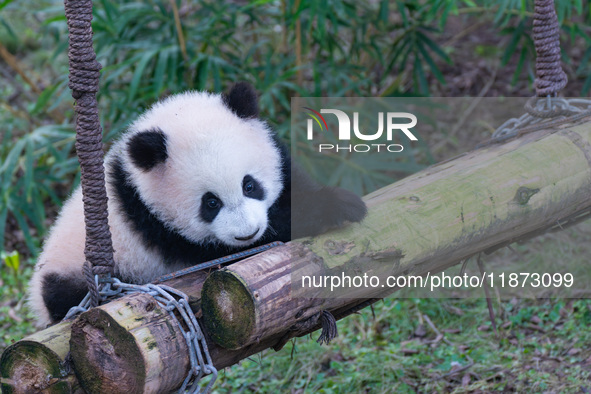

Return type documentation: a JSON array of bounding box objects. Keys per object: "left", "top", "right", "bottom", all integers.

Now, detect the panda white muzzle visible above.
[{"left": 235, "top": 228, "right": 259, "bottom": 241}]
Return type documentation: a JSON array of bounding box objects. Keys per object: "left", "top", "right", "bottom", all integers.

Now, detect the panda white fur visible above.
[{"left": 28, "top": 83, "right": 367, "bottom": 327}]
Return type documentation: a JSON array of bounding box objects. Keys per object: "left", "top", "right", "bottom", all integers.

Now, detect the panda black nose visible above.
[{"left": 235, "top": 228, "right": 259, "bottom": 241}]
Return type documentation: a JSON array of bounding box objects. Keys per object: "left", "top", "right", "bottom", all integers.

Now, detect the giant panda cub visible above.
[{"left": 28, "top": 83, "right": 367, "bottom": 327}]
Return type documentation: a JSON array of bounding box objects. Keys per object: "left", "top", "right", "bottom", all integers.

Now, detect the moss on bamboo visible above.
[
  {"left": 201, "top": 270, "right": 255, "bottom": 349},
  {"left": 0, "top": 322, "right": 78, "bottom": 393},
  {"left": 70, "top": 308, "right": 146, "bottom": 393}
]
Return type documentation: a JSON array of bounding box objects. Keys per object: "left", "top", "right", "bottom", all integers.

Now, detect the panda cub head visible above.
[{"left": 119, "top": 83, "right": 282, "bottom": 249}]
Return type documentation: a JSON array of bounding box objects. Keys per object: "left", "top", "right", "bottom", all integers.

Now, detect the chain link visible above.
[
  {"left": 66, "top": 278, "right": 217, "bottom": 393},
  {"left": 63, "top": 242, "right": 283, "bottom": 392},
  {"left": 491, "top": 97, "right": 591, "bottom": 143}
]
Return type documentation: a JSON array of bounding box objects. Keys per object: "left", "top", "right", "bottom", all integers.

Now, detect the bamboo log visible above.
[
  {"left": 68, "top": 269, "right": 211, "bottom": 394},
  {"left": 69, "top": 293, "right": 190, "bottom": 394},
  {"left": 201, "top": 243, "right": 346, "bottom": 349},
  {"left": 66, "top": 269, "right": 323, "bottom": 393},
  {"left": 202, "top": 119, "right": 591, "bottom": 349},
  {"left": 0, "top": 322, "right": 81, "bottom": 393},
  {"left": 0, "top": 270, "right": 210, "bottom": 394},
  {"left": 0, "top": 263, "right": 373, "bottom": 393}
]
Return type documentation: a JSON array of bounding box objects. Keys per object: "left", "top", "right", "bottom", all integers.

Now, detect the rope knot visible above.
[
  {"left": 65, "top": 0, "right": 114, "bottom": 308},
  {"left": 533, "top": 0, "right": 567, "bottom": 97},
  {"left": 65, "top": 0, "right": 102, "bottom": 99}
]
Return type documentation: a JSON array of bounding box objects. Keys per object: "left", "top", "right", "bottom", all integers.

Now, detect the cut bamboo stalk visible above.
[
  {"left": 69, "top": 293, "right": 190, "bottom": 394},
  {"left": 0, "top": 322, "right": 81, "bottom": 393},
  {"left": 0, "top": 270, "right": 210, "bottom": 394}
]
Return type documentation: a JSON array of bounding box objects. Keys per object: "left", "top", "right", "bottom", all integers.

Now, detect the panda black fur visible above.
[{"left": 28, "top": 83, "right": 367, "bottom": 327}]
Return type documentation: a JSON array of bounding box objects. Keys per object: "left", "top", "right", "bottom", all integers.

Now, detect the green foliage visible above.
[
  {"left": 85, "top": 0, "right": 457, "bottom": 133},
  {"left": 2, "top": 250, "right": 19, "bottom": 272},
  {"left": 387, "top": 1, "right": 453, "bottom": 95},
  {"left": 0, "top": 0, "right": 590, "bottom": 256},
  {"left": 0, "top": 126, "right": 77, "bottom": 255},
  {"left": 0, "top": 252, "right": 35, "bottom": 347},
  {"left": 500, "top": 19, "right": 535, "bottom": 86}
]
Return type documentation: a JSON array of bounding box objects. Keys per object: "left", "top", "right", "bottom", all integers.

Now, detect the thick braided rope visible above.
[
  {"left": 65, "top": 0, "right": 115, "bottom": 307},
  {"left": 533, "top": 0, "right": 567, "bottom": 97}
]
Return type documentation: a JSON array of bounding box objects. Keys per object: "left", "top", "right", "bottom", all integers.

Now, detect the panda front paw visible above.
[
  {"left": 322, "top": 186, "right": 367, "bottom": 227},
  {"left": 292, "top": 187, "right": 367, "bottom": 239}
]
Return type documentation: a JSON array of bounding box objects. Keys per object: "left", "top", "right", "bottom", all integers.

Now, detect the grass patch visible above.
[
  {"left": 214, "top": 297, "right": 591, "bottom": 392},
  {"left": 0, "top": 253, "right": 35, "bottom": 349}
]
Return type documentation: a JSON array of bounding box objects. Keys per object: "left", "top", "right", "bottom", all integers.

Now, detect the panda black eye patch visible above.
[
  {"left": 242, "top": 175, "right": 265, "bottom": 200},
  {"left": 200, "top": 192, "right": 223, "bottom": 223}
]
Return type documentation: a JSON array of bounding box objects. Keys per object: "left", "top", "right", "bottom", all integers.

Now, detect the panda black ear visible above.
[
  {"left": 127, "top": 128, "right": 168, "bottom": 171},
  {"left": 223, "top": 82, "right": 259, "bottom": 119}
]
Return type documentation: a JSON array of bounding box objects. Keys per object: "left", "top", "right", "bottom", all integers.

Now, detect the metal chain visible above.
[
  {"left": 64, "top": 242, "right": 284, "bottom": 392},
  {"left": 66, "top": 277, "right": 217, "bottom": 393},
  {"left": 491, "top": 97, "right": 591, "bottom": 143},
  {"left": 489, "top": 0, "right": 589, "bottom": 143}
]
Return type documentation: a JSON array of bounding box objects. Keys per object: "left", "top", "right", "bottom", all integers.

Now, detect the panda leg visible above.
[{"left": 41, "top": 272, "right": 89, "bottom": 324}]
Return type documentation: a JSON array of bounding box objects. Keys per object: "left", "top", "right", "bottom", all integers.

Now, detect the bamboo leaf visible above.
[
  {"left": 0, "top": 138, "right": 26, "bottom": 191},
  {"left": 417, "top": 40, "right": 446, "bottom": 84},
  {"left": 31, "top": 84, "right": 60, "bottom": 116},
  {"left": 128, "top": 50, "right": 158, "bottom": 102},
  {"left": 23, "top": 139, "right": 34, "bottom": 201},
  {"left": 0, "top": 0, "right": 14, "bottom": 12},
  {"left": 0, "top": 204, "right": 7, "bottom": 255}
]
